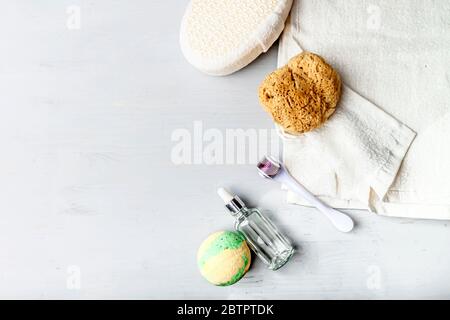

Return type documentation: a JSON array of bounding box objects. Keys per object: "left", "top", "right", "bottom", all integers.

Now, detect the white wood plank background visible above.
[{"left": 0, "top": 1, "right": 449, "bottom": 299}]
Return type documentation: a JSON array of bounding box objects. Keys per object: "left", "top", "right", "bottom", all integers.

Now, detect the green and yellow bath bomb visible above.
[{"left": 197, "top": 231, "right": 251, "bottom": 286}]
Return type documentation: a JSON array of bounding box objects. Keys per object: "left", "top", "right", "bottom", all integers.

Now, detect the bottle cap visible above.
[{"left": 217, "top": 187, "right": 246, "bottom": 215}]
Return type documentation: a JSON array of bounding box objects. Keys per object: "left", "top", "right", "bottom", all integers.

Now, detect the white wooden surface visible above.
[{"left": 0, "top": 1, "right": 449, "bottom": 299}]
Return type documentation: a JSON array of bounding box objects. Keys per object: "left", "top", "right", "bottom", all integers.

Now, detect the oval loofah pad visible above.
[
  {"left": 259, "top": 52, "right": 342, "bottom": 135},
  {"left": 180, "top": 0, "right": 293, "bottom": 76}
]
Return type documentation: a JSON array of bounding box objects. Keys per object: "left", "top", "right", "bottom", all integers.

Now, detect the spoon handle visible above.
[{"left": 279, "top": 169, "right": 354, "bottom": 233}]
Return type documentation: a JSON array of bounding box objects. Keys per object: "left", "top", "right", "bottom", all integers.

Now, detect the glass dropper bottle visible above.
[{"left": 218, "top": 188, "right": 294, "bottom": 270}]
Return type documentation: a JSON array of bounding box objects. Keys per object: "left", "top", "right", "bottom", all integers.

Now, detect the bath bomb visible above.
[
  {"left": 259, "top": 52, "right": 342, "bottom": 134},
  {"left": 197, "top": 231, "right": 251, "bottom": 286},
  {"left": 180, "top": 0, "right": 293, "bottom": 76}
]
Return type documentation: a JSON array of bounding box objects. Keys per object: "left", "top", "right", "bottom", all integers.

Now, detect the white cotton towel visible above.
[{"left": 279, "top": 0, "right": 450, "bottom": 220}]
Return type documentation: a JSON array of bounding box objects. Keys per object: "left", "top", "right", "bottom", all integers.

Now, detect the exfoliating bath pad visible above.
[
  {"left": 197, "top": 231, "right": 251, "bottom": 286},
  {"left": 180, "top": 0, "right": 293, "bottom": 76},
  {"left": 259, "top": 52, "right": 341, "bottom": 134}
]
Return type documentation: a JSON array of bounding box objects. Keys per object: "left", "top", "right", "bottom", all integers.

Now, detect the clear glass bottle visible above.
[{"left": 218, "top": 188, "right": 294, "bottom": 270}]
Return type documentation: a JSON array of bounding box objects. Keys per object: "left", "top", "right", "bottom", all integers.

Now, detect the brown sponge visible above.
[{"left": 258, "top": 52, "right": 341, "bottom": 134}]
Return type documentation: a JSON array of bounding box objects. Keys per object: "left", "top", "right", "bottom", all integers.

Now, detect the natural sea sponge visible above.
[{"left": 258, "top": 52, "right": 342, "bottom": 134}]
